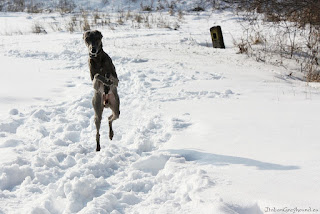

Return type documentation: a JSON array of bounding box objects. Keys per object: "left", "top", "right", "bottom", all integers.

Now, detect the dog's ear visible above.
[
  {"left": 96, "top": 30, "right": 103, "bottom": 39},
  {"left": 83, "top": 31, "right": 90, "bottom": 40}
]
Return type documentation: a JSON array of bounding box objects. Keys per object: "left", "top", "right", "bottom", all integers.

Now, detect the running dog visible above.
[{"left": 83, "top": 30, "right": 120, "bottom": 151}]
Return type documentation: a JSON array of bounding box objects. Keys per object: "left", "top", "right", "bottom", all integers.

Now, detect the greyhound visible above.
[{"left": 83, "top": 30, "right": 120, "bottom": 151}]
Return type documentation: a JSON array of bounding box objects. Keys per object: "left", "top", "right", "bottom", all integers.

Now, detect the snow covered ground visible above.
[{"left": 1, "top": 9, "right": 320, "bottom": 214}]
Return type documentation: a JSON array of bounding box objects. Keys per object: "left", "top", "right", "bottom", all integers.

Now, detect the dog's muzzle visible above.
[
  {"left": 89, "top": 46, "right": 101, "bottom": 58},
  {"left": 89, "top": 49, "right": 102, "bottom": 58},
  {"left": 89, "top": 52, "right": 98, "bottom": 58}
]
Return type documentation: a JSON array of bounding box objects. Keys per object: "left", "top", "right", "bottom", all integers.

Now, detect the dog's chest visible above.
[
  {"left": 90, "top": 58, "right": 110, "bottom": 76},
  {"left": 89, "top": 59, "right": 100, "bottom": 69}
]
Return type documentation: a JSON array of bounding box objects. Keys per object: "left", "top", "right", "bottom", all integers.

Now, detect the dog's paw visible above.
[{"left": 109, "top": 130, "right": 114, "bottom": 140}]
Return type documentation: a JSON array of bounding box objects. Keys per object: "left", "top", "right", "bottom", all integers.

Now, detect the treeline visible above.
[
  {"left": 230, "top": 0, "right": 320, "bottom": 27},
  {"left": 0, "top": 0, "right": 225, "bottom": 13},
  {"left": 0, "top": 0, "right": 75, "bottom": 13}
]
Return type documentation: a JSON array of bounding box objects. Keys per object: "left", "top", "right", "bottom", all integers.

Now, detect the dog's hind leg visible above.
[
  {"left": 108, "top": 110, "right": 119, "bottom": 140},
  {"left": 92, "top": 91, "right": 104, "bottom": 151}
]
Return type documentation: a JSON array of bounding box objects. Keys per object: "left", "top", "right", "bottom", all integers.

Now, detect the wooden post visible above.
[{"left": 210, "top": 26, "right": 225, "bottom": 49}]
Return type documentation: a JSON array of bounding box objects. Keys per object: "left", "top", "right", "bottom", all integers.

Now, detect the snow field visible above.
[
  {"left": 1, "top": 9, "right": 320, "bottom": 214},
  {"left": 0, "top": 15, "right": 232, "bottom": 213}
]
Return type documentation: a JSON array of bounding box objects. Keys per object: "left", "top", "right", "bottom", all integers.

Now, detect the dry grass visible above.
[
  {"left": 32, "top": 23, "right": 47, "bottom": 34},
  {"left": 234, "top": 0, "right": 320, "bottom": 81}
]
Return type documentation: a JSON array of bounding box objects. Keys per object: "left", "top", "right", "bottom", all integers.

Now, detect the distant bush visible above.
[
  {"left": 231, "top": 0, "right": 320, "bottom": 27},
  {"left": 231, "top": 0, "right": 320, "bottom": 81},
  {"left": 191, "top": 6, "right": 205, "bottom": 12},
  {"left": 101, "top": 0, "right": 109, "bottom": 5},
  {"left": 32, "top": 22, "right": 47, "bottom": 34},
  {"left": 140, "top": 2, "right": 153, "bottom": 12},
  {"left": 58, "top": 0, "right": 75, "bottom": 13},
  {"left": 81, "top": 12, "right": 91, "bottom": 31}
]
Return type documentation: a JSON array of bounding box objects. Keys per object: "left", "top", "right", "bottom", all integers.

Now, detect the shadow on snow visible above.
[{"left": 167, "top": 149, "right": 300, "bottom": 170}]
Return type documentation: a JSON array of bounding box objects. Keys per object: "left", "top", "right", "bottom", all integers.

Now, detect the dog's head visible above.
[{"left": 83, "top": 30, "right": 103, "bottom": 58}]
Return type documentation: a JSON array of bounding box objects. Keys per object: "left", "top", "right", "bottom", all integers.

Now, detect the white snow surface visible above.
[{"left": 1, "top": 10, "right": 320, "bottom": 214}]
